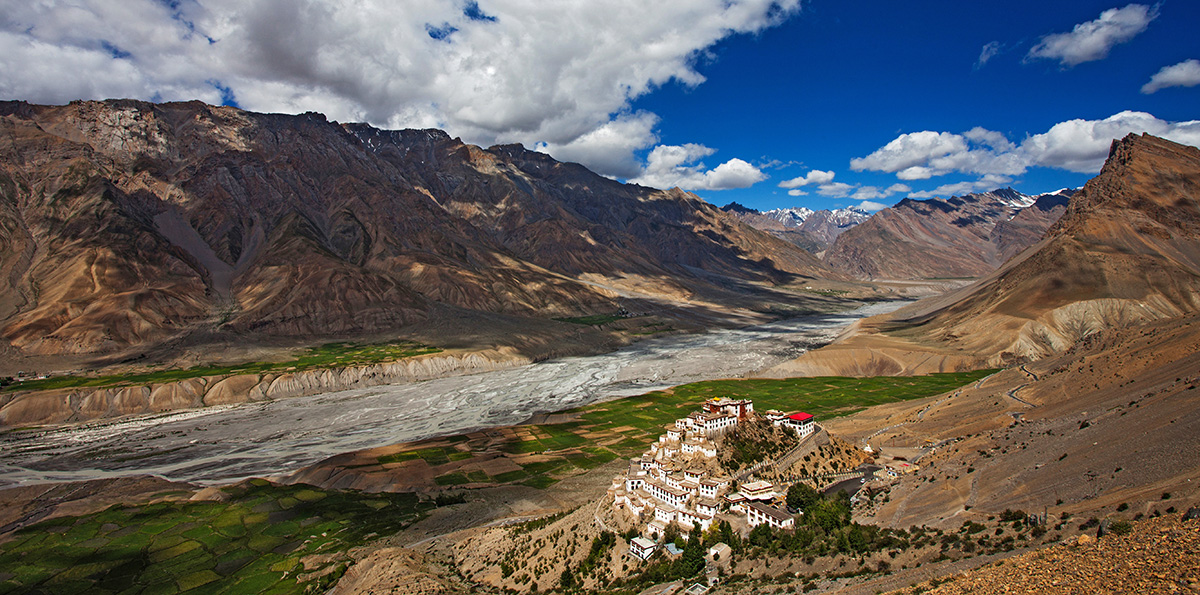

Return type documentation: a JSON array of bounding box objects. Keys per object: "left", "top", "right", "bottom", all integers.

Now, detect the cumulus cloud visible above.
[
  {"left": 0, "top": 0, "right": 800, "bottom": 180},
  {"left": 814, "top": 182, "right": 909, "bottom": 202},
  {"left": 787, "top": 189, "right": 808, "bottom": 197},
  {"left": 628, "top": 144, "right": 767, "bottom": 191},
  {"left": 1142, "top": 59, "right": 1200, "bottom": 94},
  {"left": 1022, "top": 111, "right": 1200, "bottom": 172},
  {"left": 852, "top": 111, "right": 1200, "bottom": 181},
  {"left": 535, "top": 111, "right": 659, "bottom": 179},
  {"left": 849, "top": 130, "right": 1024, "bottom": 180},
  {"left": 975, "top": 41, "right": 1003, "bottom": 70},
  {"left": 1026, "top": 3, "right": 1158, "bottom": 67},
  {"left": 779, "top": 169, "right": 836, "bottom": 188},
  {"left": 856, "top": 200, "right": 887, "bottom": 212}
]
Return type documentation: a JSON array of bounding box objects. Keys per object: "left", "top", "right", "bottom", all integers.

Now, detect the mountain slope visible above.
[
  {"left": 765, "top": 133, "right": 1200, "bottom": 376},
  {"left": 721, "top": 202, "right": 869, "bottom": 253},
  {"left": 0, "top": 99, "right": 846, "bottom": 363},
  {"left": 823, "top": 188, "right": 1071, "bottom": 280}
]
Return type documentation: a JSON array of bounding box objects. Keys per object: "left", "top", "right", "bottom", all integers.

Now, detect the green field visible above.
[
  {"left": 2, "top": 341, "right": 441, "bottom": 393},
  {"left": 372, "top": 369, "right": 997, "bottom": 490},
  {"left": 569, "top": 370, "right": 997, "bottom": 455},
  {"left": 0, "top": 480, "right": 431, "bottom": 595}
]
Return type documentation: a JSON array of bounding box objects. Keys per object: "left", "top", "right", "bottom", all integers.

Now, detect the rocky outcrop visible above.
[{"left": 0, "top": 349, "right": 530, "bottom": 427}]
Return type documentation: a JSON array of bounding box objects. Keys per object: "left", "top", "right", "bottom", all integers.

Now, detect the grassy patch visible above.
[
  {"left": 521, "top": 475, "right": 560, "bottom": 489},
  {"left": 553, "top": 313, "right": 627, "bottom": 326},
  {"left": 3, "top": 340, "right": 441, "bottom": 393},
  {"left": 433, "top": 473, "right": 469, "bottom": 486},
  {"left": 0, "top": 481, "right": 429, "bottom": 595}
]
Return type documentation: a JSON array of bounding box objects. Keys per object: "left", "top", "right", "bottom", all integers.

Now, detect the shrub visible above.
[{"left": 1108, "top": 520, "right": 1133, "bottom": 536}]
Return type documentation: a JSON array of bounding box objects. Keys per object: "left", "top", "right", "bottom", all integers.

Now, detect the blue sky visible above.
[
  {"left": 1, "top": 1, "right": 1197, "bottom": 212},
  {"left": 634, "top": 1, "right": 1200, "bottom": 211}
]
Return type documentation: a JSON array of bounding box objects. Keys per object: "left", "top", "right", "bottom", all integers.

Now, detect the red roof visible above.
[{"left": 788, "top": 412, "right": 814, "bottom": 422}]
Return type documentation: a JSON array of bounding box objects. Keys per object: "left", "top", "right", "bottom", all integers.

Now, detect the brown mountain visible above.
[
  {"left": 720, "top": 202, "right": 870, "bottom": 254},
  {"left": 823, "top": 188, "right": 1071, "bottom": 280},
  {"left": 765, "top": 133, "right": 1200, "bottom": 376},
  {"left": 0, "top": 99, "right": 846, "bottom": 366}
]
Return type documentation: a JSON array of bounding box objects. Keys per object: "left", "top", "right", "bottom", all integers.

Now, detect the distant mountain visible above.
[
  {"left": 767, "top": 133, "right": 1200, "bottom": 376},
  {"left": 720, "top": 203, "right": 870, "bottom": 253},
  {"left": 0, "top": 99, "right": 844, "bottom": 360},
  {"left": 822, "top": 188, "right": 1073, "bottom": 280}
]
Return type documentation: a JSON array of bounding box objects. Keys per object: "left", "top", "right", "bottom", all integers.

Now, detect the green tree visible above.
[{"left": 787, "top": 483, "right": 821, "bottom": 511}]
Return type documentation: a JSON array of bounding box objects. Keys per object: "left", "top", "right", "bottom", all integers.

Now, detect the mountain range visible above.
[
  {"left": 0, "top": 100, "right": 849, "bottom": 370},
  {"left": 822, "top": 188, "right": 1073, "bottom": 280},
  {"left": 766, "top": 133, "right": 1200, "bottom": 375},
  {"left": 720, "top": 202, "right": 870, "bottom": 253}
]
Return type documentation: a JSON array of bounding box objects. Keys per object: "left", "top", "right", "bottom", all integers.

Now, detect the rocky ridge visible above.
[
  {"left": 0, "top": 99, "right": 844, "bottom": 367},
  {"left": 822, "top": 188, "right": 1072, "bottom": 280},
  {"left": 766, "top": 134, "right": 1200, "bottom": 376},
  {"left": 721, "top": 202, "right": 870, "bottom": 253},
  {"left": 0, "top": 348, "right": 527, "bottom": 426}
]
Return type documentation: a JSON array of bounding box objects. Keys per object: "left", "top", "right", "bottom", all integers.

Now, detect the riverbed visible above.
[{"left": 0, "top": 301, "right": 907, "bottom": 487}]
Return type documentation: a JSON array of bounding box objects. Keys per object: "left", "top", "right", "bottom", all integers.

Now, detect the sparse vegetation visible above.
[{"left": 2, "top": 341, "right": 441, "bottom": 393}]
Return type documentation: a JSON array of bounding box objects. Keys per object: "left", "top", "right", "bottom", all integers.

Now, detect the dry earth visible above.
[{"left": 888, "top": 513, "right": 1200, "bottom": 595}]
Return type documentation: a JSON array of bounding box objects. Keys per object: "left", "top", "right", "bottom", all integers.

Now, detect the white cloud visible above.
[
  {"left": 0, "top": 0, "right": 801, "bottom": 179},
  {"left": 1026, "top": 3, "right": 1158, "bottom": 67},
  {"left": 814, "top": 182, "right": 909, "bottom": 201},
  {"left": 816, "top": 182, "right": 858, "bottom": 198},
  {"left": 850, "top": 129, "right": 1024, "bottom": 180},
  {"left": 536, "top": 111, "right": 659, "bottom": 179},
  {"left": 1142, "top": 59, "right": 1200, "bottom": 94},
  {"left": 850, "top": 183, "right": 911, "bottom": 201},
  {"left": 779, "top": 169, "right": 835, "bottom": 188},
  {"left": 629, "top": 144, "right": 767, "bottom": 191},
  {"left": 975, "top": 41, "right": 1002, "bottom": 69},
  {"left": 1022, "top": 111, "right": 1200, "bottom": 172},
  {"left": 787, "top": 189, "right": 808, "bottom": 196},
  {"left": 852, "top": 111, "right": 1200, "bottom": 179},
  {"left": 856, "top": 200, "right": 887, "bottom": 212}
]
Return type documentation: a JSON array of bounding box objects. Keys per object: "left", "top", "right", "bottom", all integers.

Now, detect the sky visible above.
[{"left": 1, "top": 1, "right": 1198, "bottom": 213}]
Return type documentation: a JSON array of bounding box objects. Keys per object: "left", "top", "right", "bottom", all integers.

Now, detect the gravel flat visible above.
[{"left": 0, "top": 301, "right": 906, "bottom": 487}]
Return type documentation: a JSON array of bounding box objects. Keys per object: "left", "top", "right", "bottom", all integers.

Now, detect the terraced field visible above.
[{"left": 0, "top": 480, "right": 431, "bottom": 595}]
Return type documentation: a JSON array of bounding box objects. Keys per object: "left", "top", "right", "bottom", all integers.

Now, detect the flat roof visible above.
[
  {"left": 788, "top": 412, "right": 814, "bottom": 421},
  {"left": 746, "top": 501, "right": 793, "bottom": 522},
  {"left": 631, "top": 537, "right": 656, "bottom": 548}
]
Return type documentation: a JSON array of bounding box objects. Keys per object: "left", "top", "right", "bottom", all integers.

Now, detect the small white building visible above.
[
  {"left": 740, "top": 480, "right": 775, "bottom": 501},
  {"left": 745, "top": 501, "right": 795, "bottom": 530},
  {"left": 698, "top": 478, "right": 728, "bottom": 500},
  {"left": 785, "top": 412, "right": 815, "bottom": 437},
  {"left": 630, "top": 537, "right": 657, "bottom": 560}
]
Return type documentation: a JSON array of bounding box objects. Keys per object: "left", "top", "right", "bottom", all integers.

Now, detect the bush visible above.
[{"left": 1108, "top": 520, "right": 1133, "bottom": 536}]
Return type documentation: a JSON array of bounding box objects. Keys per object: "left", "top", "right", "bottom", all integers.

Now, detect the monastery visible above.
[{"left": 610, "top": 398, "right": 817, "bottom": 557}]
